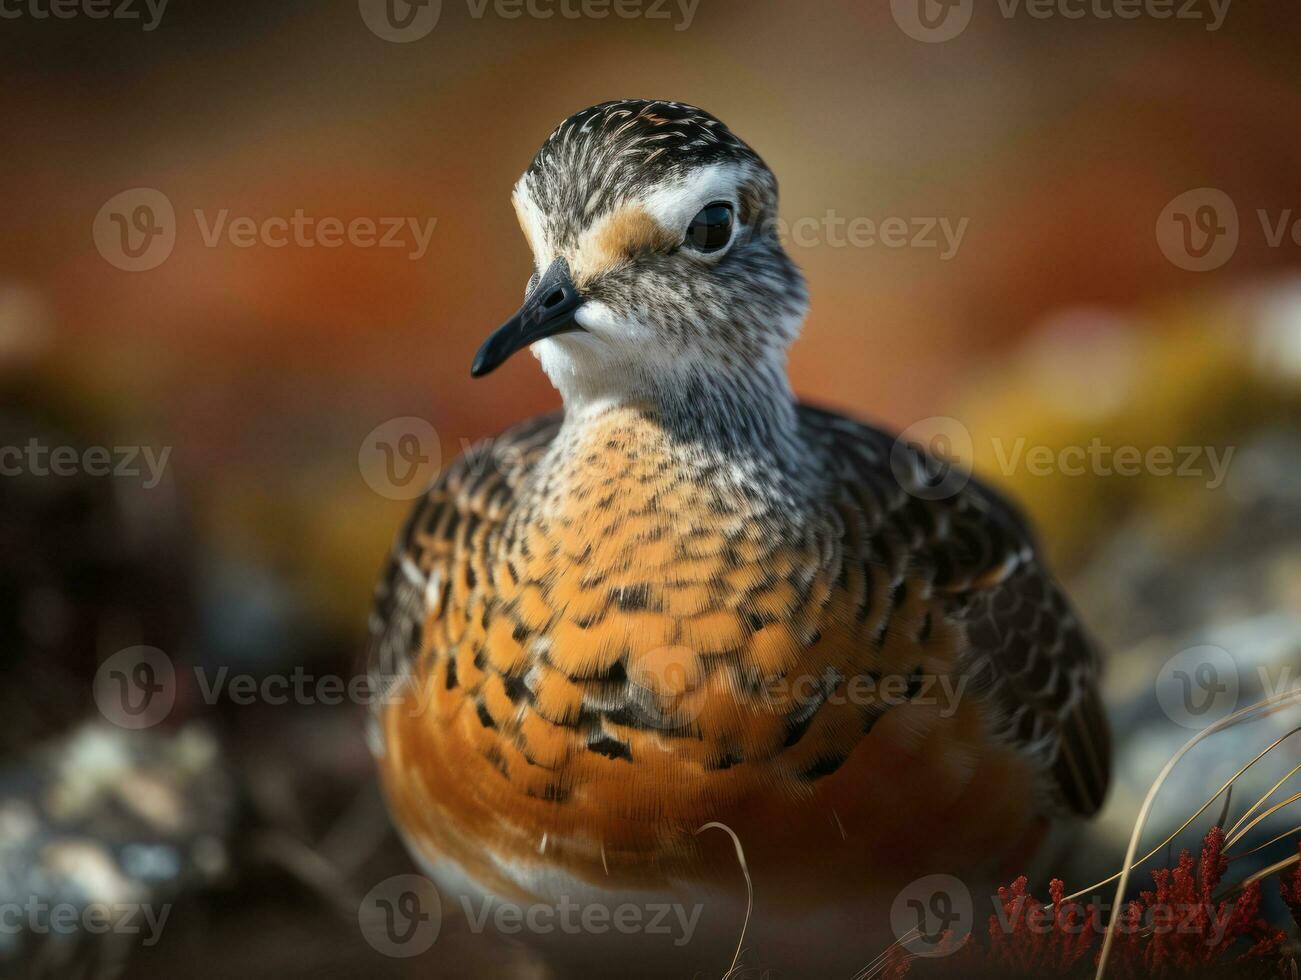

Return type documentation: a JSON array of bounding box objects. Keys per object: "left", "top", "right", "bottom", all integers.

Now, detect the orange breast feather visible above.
[{"left": 377, "top": 408, "right": 1041, "bottom": 903}]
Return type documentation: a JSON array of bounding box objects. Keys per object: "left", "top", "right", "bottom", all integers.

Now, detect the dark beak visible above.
[{"left": 471, "top": 257, "right": 584, "bottom": 378}]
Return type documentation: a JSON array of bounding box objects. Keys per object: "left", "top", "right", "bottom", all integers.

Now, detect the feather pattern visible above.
[{"left": 368, "top": 404, "right": 1109, "bottom": 899}]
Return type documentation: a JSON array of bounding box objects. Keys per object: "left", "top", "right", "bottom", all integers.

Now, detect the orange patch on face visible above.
[{"left": 569, "top": 204, "right": 677, "bottom": 286}]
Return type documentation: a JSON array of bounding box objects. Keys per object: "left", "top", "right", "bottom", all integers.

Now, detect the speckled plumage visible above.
[{"left": 368, "top": 100, "right": 1110, "bottom": 961}]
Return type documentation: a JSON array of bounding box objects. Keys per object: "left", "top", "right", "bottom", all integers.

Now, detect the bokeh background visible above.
[{"left": 1, "top": 1, "right": 1299, "bottom": 977}]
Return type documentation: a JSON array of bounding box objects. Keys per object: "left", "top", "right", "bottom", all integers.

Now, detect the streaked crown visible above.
[{"left": 522, "top": 100, "right": 774, "bottom": 252}]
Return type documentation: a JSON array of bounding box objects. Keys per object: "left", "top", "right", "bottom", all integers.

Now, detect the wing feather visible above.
[
  {"left": 366, "top": 412, "right": 563, "bottom": 722},
  {"left": 800, "top": 404, "right": 1111, "bottom": 816}
]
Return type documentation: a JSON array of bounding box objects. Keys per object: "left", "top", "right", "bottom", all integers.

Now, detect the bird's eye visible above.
[{"left": 684, "top": 202, "right": 734, "bottom": 253}]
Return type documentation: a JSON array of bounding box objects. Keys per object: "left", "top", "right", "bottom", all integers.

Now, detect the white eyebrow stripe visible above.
[
  {"left": 637, "top": 163, "right": 744, "bottom": 235},
  {"left": 512, "top": 178, "right": 553, "bottom": 272}
]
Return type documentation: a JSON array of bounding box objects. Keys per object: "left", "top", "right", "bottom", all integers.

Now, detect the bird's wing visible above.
[
  {"left": 366, "top": 412, "right": 563, "bottom": 725},
  {"left": 799, "top": 404, "right": 1111, "bottom": 817}
]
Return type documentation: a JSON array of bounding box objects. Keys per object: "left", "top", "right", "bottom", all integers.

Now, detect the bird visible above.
[{"left": 367, "top": 99, "right": 1111, "bottom": 977}]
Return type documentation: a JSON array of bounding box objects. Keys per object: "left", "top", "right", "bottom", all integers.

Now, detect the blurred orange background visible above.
[
  {"left": 2, "top": 3, "right": 1301, "bottom": 629},
  {"left": 3, "top": 0, "right": 1300, "bottom": 629},
  {"left": 3, "top": 4, "right": 1301, "bottom": 977}
]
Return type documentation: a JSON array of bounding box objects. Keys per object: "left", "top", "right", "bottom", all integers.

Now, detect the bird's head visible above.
[{"left": 471, "top": 100, "right": 808, "bottom": 412}]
